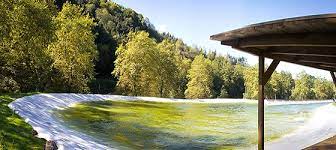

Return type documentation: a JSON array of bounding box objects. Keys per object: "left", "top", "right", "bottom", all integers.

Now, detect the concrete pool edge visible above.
[{"left": 8, "top": 93, "right": 335, "bottom": 149}]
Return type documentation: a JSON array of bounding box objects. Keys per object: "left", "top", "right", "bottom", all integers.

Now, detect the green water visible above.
[{"left": 55, "top": 101, "right": 328, "bottom": 150}]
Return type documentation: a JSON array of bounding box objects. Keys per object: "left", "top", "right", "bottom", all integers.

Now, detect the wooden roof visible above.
[{"left": 210, "top": 14, "right": 336, "bottom": 72}]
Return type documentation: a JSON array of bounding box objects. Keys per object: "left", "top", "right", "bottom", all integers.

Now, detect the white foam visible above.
[
  {"left": 265, "top": 99, "right": 333, "bottom": 106},
  {"left": 8, "top": 93, "right": 335, "bottom": 149},
  {"left": 265, "top": 103, "right": 336, "bottom": 149}
]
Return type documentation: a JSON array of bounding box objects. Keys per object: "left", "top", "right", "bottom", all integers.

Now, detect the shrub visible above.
[{"left": 89, "top": 79, "right": 116, "bottom": 94}]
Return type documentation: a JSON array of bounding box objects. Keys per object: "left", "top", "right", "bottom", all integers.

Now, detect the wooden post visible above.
[
  {"left": 258, "top": 56, "right": 265, "bottom": 150},
  {"left": 258, "top": 58, "right": 279, "bottom": 150},
  {"left": 331, "top": 72, "right": 336, "bottom": 87}
]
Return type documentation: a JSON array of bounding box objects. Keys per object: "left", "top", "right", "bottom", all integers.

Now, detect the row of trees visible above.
[
  {"left": 114, "top": 31, "right": 335, "bottom": 100},
  {"left": 1, "top": 0, "right": 168, "bottom": 93},
  {"left": 113, "top": 31, "right": 191, "bottom": 98},
  {"left": 243, "top": 67, "right": 335, "bottom": 100},
  {"left": 0, "top": 1, "right": 96, "bottom": 92}
]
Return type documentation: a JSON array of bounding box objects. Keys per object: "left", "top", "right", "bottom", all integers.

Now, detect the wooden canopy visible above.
[
  {"left": 211, "top": 13, "right": 336, "bottom": 150},
  {"left": 211, "top": 14, "right": 336, "bottom": 72}
]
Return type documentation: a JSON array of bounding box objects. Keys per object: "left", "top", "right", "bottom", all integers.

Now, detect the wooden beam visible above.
[
  {"left": 331, "top": 72, "right": 336, "bottom": 87},
  {"left": 263, "top": 60, "right": 280, "bottom": 85},
  {"left": 222, "top": 33, "right": 336, "bottom": 48},
  {"left": 271, "top": 52, "right": 336, "bottom": 58},
  {"left": 263, "top": 54, "right": 336, "bottom": 72},
  {"left": 264, "top": 47, "right": 336, "bottom": 58},
  {"left": 232, "top": 46, "right": 336, "bottom": 72},
  {"left": 258, "top": 56, "right": 265, "bottom": 150},
  {"left": 231, "top": 46, "right": 261, "bottom": 56},
  {"left": 298, "top": 60, "right": 336, "bottom": 66},
  {"left": 267, "top": 54, "right": 336, "bottom": 65}
]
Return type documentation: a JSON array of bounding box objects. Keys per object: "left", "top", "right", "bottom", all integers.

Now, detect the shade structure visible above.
[
  {"left": 211, "top": 13, "right": 336, "bottom": 72},
  {"left": 210, "top": 13, "right": 336, "bottom": 150}
]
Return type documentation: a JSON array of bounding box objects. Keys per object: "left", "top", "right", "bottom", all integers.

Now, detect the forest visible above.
[{"left": 0, "top": 0, "right": 335, "bottom": 100}]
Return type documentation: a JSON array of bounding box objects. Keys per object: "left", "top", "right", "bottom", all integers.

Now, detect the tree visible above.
[
  {"left": 243, "top": 65, "right": 275, "bottom": 99},
  {"left": 269, "top": 71, "right": 294, "bottom": 99},
  {"left": 291, "top": 72, "right": 315, "bottom": 100},
  {"left": 113, "top": 32, "right": 188, "bottom": 97},
  {"left": 0, "top": 0, "right": 54, "bottom": 92},
  {"left": 83, "top": 0, "right": 161, "bottom": 79},
  {"left": 113, "top": 31, "right": 158, "bottom": 96},
  {"left": 185, "top": 55, "right": 214, "bottom": 99},
  {"left": 313, "top": 78, "right": 335, "bottom": 99},
  {"left": 155, "top": 40, "right": 180, "bottom": 97},
  {"left": 172, "top": 40, "right": 191, "bottom": 98},
  {"left": 243, "top": 66, "right": 259, "bottom": 99},
  {"left": 211, "top": 56, "right": 232, "bottom": 98},
  {"left": 48, "top": 3, "right": 97, "bottom": 92},
  {"left": 228, "top": 64, "right": 245, "bottom": 98}
]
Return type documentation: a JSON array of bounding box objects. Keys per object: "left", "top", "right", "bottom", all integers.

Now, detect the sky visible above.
[{"left": 114, "top": 0, "right": 336, "bottom": 80}]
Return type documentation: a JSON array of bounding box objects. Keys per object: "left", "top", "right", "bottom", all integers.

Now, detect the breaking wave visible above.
[{"left": 266, "top": 103, "right": 336, "bottom": 149}]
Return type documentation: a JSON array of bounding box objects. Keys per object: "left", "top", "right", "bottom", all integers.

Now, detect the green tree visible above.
[
  {"left": 114, "top": 32, "right": 189, "bottom": 98},
  {"left": 211, "top": 56, "right": 232, "bottom": 98},
  {"left": 291, "top": 72, "right": 315, "bottom": 100},
  {"left": 0, "top": 0, "right": 54, "bottom": 92},
  {"left": 155, "top": 40, "right": 180, "bottom": 97},
  {"left": 174, "top": 57, "right": 191, "bottom": 98},
  {"left": 48, "top": 3, "right": 97, "bottom": 92},
  {"left": 243, "top": 66, "right": 259, "bottom": 99},
  {"left": 113, "top": 31, "right": 158, "bottom": 96},
  {"left": 313, "top": 78, "right": 335, "bottom": 99},
  {"left": 0, "top": 0, "right": 14, "bottom": 92},
  {"left": 83, "top": 0, "right": 161, "bottom": 79},
  {"left": 228, "top": 64, "right": 245, "bottom": 98},
  {"left": 270, "top": 71, "right": 294, "bottom": 99},
  {"left": 172, "top": 40, "right": 191, "bottom": 98},
  {"left": 212, "top": 56, "right": 246, "bottom": 98},
  {"left": 243, "top": 65, "right": 275, "bottom": 100},
  {"left": 185, "top": 55, "right": 214, "bottom": 99}
]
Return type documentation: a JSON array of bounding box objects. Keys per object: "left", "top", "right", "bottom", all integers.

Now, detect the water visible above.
[{"left": 55, "top": 100, "right": 331, "bottom": 149}]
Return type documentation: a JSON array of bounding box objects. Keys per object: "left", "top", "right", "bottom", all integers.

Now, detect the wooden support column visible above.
[
  {"left": 258, "top": 56, "right": 265, "bottom": 150},
  {"left": 331, "top": 71, "right": 336, "bottom": 87},
  {"left": 258, "top": 58, "right": 280, "bottom": 150}
]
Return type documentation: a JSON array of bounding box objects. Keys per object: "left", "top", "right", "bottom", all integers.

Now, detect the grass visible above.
[{"left": 0, "top": 93, "right": 45, "bottom": 150}]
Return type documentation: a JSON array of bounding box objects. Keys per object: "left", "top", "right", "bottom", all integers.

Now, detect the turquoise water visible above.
[{"left": 55, "top": 101, "right": 329, "bottom": 149}]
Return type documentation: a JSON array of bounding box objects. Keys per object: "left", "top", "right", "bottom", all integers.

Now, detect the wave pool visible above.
[{"left": 54, "top": 100, "right": 332, "bottom": 149}]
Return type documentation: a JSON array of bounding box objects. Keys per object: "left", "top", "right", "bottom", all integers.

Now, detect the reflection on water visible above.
[{"left": 55, "top": 101, "right": 328, "bottom": 149}]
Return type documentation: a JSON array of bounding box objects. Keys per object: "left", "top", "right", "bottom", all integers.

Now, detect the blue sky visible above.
[{"left": 114, "top": 0, "right": 336, "bottom": 80}]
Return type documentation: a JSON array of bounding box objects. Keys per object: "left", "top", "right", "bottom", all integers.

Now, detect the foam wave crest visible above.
[{"left": 266, "top": 103, "right": 336, "bottom": 149}]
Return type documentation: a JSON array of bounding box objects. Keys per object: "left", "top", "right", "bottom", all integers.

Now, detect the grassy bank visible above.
[{"left": 0, "top": 93, "right": 44, "bottom": 149}]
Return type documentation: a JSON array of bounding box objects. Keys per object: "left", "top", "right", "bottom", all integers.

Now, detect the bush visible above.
[
  {"left": 89, "top": 78, "right": 116, "bottom": 94},
  {"left": 0, "top": 75, "right": 19, "bottom": 93}
]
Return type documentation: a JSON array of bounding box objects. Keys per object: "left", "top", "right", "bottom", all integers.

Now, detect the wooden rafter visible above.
[
  {"left": 232, "top": 47, "right": 336, "bottom": 72},
  {"left": 331, "top": 72, "right": 336, "bottom": 86},
  {"left": 263, "top": 54, "right": 336, "bottom": 72},
  {"left": 263, "top": 60, "right": 280, "bottom": 85},
  {"left": 263, "top": 47, "right": 336, "bottom": 58},
  {"left": 267, "top": 55, "right": 336, "bottom": 67},
  {"left": 267, "top": 54, "right": 336, "bottom": 64},
  {"left": 222, "top": 33, "right": 336, "bottom": 48}
]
